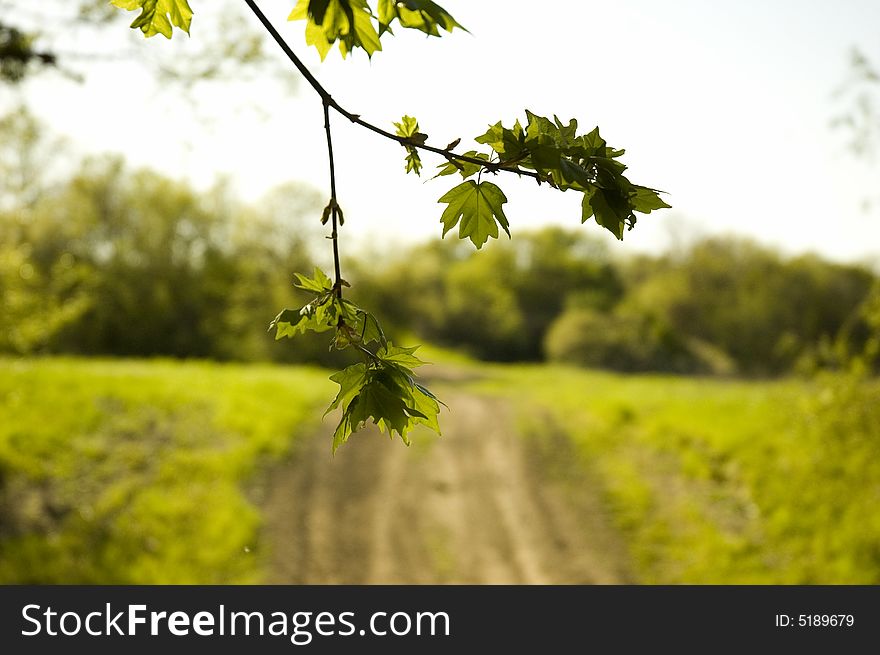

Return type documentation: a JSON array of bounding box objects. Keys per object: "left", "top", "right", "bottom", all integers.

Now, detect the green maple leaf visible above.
[
  {"left": 438, "top": 180, "right": 510, "bottom": 249},
  {"left": 359, "top": 379, "right": 416, "bottom": 433},
  {"left": 111, "top": 0, "right": 193, "bottom": 39},
  {"left": 270, "top": 308, "right": 305, "bottom": 340},
  {"left": 393, "top": 114, "right": 419, "bottom": 136},
  {"left": 475, "top": 120, "right": 526, "bottom": 164},
  {"left": 326, "top": 362, "right": 369, "bottom": 415},
  {"left": 377, "top": 0, "right": 466, "bottom": 37},
  {"left": 289, "top": 0, "right": 382, "bottom": 60},
  {"left": 581, "top": 186, "right": 621, "bottom": 239},
  {"left": 411, "top": 383, "right": 442, "bottom": 433},
  {"left": 581, "top": 184, "right": 636, "bottom": 240},
  {"left": 269, "top": 299, "right": 336, "bottom": 339},
  {"left": 293, "top": 267, "right": 334, "bottom": 293},
  {"left": 377, "top": 365, "right": 443, "bottom": 435},
  {"left": 631, "top": 185, "right": 672, "bottom": 213},
  {"left": 354, "top": 310, "right": 387, "bottom": 347},
  {"left": 332, "top": 406, "right": 357, "bottom": 452},
  {"left": 378, "top": 342, "right": 427, "bottom": 368}
]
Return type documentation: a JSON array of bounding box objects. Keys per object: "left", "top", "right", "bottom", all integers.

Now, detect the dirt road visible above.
[{"left": 262, "top": 382, "right": 633, "bottom": 584}]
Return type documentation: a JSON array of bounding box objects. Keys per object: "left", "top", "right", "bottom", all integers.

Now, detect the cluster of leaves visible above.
[
  {"left": 288, "top": 0, "right": 380, "bottom": 59},
  {"left": 376, "top": 0, "right": 464, "bottom": 37},
  {"left": 110, "top": 0, "right": 194, "bottom": 38},
  {"left": 112, "top": 0, "right": 463, "bottom": 55},
  {"left": 269, "top": 267, "right": 442, "bottom": 451},
  {"left": 111, "top": 0, "right": 463, "bottom": 55},
  {"left": 288, "top": 0, "right": 464, "bottom": 59},
  {"left": 397, "top": 110, "right": 670, "bottom": 247}
]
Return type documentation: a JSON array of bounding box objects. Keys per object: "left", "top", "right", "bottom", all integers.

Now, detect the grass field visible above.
[
  {"left": 0, "top": 358, "right": 333, "bottom": 583},
  {"left": 474, "top": 365, "right": 880, "bottom": 583},
  {"left": 2, "top": 357, "right": 878, "bottom": 584}
]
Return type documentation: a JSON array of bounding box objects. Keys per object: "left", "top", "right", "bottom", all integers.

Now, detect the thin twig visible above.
[
  {"left": 353, "top": 341, "right": 382, "bottom": 363},
  {"left": 243, "top": 0, "right": 540, "bottom": 180},
  {"left": 322, "top": 99, "right": 343, "bottom": 297}
]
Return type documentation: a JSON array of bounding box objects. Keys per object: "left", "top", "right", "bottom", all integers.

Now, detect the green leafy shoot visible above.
[
  {"left": 269, "top": 267, "right": 340, "bottom": 339},
  {"left": 467, "top": 110, "right": 670, "bottom": 240},
  {"left": 114, "top": 0, "right": 463, "bottom": 54},
  {"left": 271, "top": 268, "right": 441, "bottom": 451},
  {"left": 285, "top": 0, "right": 462, "bottom": 59},
  {"left": 111, "top": 0, "right": 194, "bottom": 39},
  {"left": 294, "top": 266, "right": 334, "bottom": 293},
  {"left": 329, "top": 342, "right": 442, "bottom": 452},
  {"left": 320, "top": 198, "right": 345, "bottom": 226},
  {"left": 288, "top": 0, "right": 382, "bottom": 60},
  {"left": 393, "top": 115, "right": 427, "bottom": 175},
  {"left": 428, "top": 111, "right": 668, "bottom": 246},
  {"left": 377, "top": 0, "right": 466, "bottom": 37},
  {"left": 438, "top": 180, "right": 510, "bottom": 249}
]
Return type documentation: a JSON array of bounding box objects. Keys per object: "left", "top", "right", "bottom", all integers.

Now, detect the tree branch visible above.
[
  {"left": 323, "top": 99, "right": 343, "bottom": 298},
  {"left": 243, "top": 0, "right": 540, "bottom": 181}
]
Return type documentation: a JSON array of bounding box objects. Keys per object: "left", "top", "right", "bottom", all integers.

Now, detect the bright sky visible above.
[{"left": 18, "top": 0, "right": 880, "bottom": 263}]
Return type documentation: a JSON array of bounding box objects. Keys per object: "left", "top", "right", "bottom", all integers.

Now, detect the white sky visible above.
[{"left": 16, "top": 0, "right": 880, "bottom": 263}]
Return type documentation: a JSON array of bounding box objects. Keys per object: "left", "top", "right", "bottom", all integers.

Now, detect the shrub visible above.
[{"left": 543, "top": 308, "right": 720, "bottom": 373}]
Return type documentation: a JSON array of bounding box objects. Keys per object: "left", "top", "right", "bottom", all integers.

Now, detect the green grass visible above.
[
  {"left": 473, "top": 365, "right": 880, "bottom": 584},
  {"left": 0, "top": 357, "right": 333, "bottom": 583},
  {"left": 3, "top": 355, "right": 878, "bottom": 584}
]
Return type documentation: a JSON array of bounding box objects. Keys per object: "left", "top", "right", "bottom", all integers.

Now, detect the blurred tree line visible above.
[
  {"left": 1, "top": 107, "right": 877, "bottom": 376},
  {"left": 0, "top": 107, "right": 341, "bottom": 364},
  {"left": 353, "top": 234, "right": 877, "bottom": 376}
]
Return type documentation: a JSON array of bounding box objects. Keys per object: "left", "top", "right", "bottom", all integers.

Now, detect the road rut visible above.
[{"left": 262, "top": 385, "right": 632, "bottom": 584}]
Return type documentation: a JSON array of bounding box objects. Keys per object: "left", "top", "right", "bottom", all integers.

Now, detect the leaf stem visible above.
[
  {"left": 353, "top": 341, "right": 381, "bottom": 364},
  {"left": 243, "top": 0, "right": 540, "bottom": 181}
]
